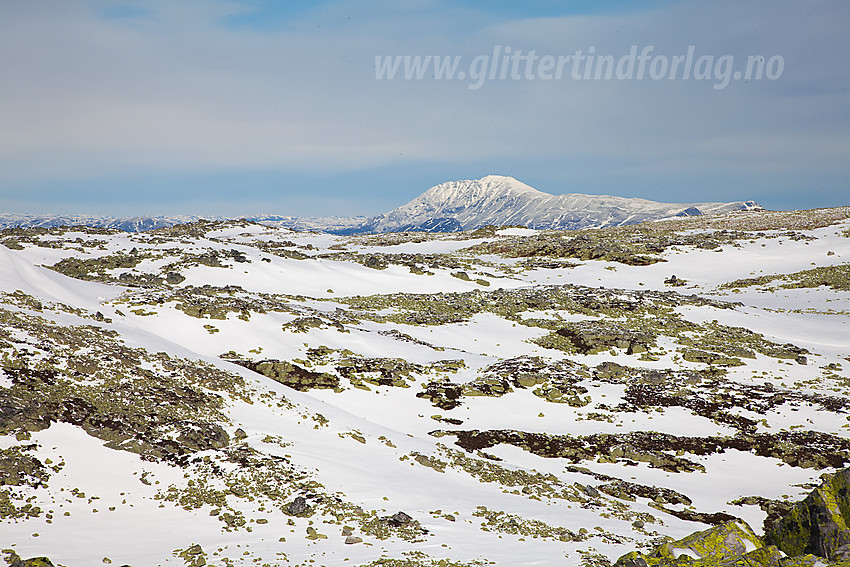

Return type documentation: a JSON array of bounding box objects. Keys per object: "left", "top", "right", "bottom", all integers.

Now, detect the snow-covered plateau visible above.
[{"left": 0, "top": 206, "right": 848, "bottom": 566}]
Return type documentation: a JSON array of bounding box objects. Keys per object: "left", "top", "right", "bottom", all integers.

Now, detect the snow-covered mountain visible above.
[
  {"left": 0, "top": 213, "right": 370, "bottom": 234},
  {"left": 0, "top": 175, "right": 760, "bottom": 235},
  {"left": 360, "top": 175, "right": 762, "bottom": 232},
  {"left": 0, "top": 213, "right": 208, "bottom": 232}
]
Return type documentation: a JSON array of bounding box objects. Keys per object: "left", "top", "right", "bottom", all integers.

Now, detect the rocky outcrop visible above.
[
  {"left": 437, "top": 428, "right": 850, "bottom": 474},
  {"left": 614, "top": 520, "right": 789, "bottom": 567},
  {"left": 555, "top": 322, "right": 654, "bottom": 355},
  {"left": 0, "top": 364, "right": 231, "bottom": 462},
  {"left": 228, "top": 359, "right": 339, "bottom": 391},
  {"left": 766, "top": 467, "right": 850, "bottom": 562},
  {"left": 614, "top": 467, "right": 850, "bottom": 566}
]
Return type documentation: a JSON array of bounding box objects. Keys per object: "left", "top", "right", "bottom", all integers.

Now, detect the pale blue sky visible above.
[{"left": 0, "top": 1, "right": 847, "bottom": 216}]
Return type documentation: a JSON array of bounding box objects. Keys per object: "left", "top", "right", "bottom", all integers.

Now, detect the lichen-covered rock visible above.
[
  {"left": 614, "top": 520, "right": 784, "bottom": 567},
  {"left": 417, "top": 380, "right": 464, "bottom": 410},
  {"left": 4, "top": 551, "right": 57, "bottom": 567},
  {"left": 614, "top": 468, "right": 850, "bottom": 566},
  {"left": 165, "top": 271, "right": 185, "bottom": 284},
  {"left": 766, "top": 467, "right": 850, "bottom": 561},
  {"left": 229, "top": 359, "right": 339, "bottom": 391},
  {"left": 553, "top": 322, "right": 655, "bottom": 355},
  {"left": 0, "top": 446, "right": 49, "bottom": 488}
]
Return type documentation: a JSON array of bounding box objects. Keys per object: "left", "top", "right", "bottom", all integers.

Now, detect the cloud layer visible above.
[{"left": 1, "top": 0, "right": 847, "bottom": 214}]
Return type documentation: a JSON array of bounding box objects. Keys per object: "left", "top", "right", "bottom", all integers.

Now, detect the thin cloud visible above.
[{"left": 0, "top": 0, "right": 847, "bottom": 213}]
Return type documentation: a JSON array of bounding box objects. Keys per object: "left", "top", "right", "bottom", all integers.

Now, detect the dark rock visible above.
[
  {"left": 286, "top": 496, "right": 310, "bottom": 516},
  {"left": 175, "top": 421, "right": 230, "bottom": 452},
  {"left": 165, "top": 271, "right": 185, "bottom": 284},
  {"left": 364, "top": 255, "right": 387, "bottom": 270},
  {"left": 417, "top": 380, "right": 464, "bottom": 410},
  {"left": 388, "top": 511, "right": 413, "bottom": 526}
]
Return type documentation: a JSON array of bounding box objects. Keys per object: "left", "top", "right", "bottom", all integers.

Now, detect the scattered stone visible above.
[
  {"left": 364, "top": 255, "right": 387, "bottom": 270},
  {"left": 175, "top": 543, "right": 207, "bottom": 567}
]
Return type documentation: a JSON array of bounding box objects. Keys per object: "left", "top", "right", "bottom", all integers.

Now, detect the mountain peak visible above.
[
  {"left": 361, "top": 176, "right": 760, "bottom": 233},
  {"left": 412, "top": 176, "right": 545, "bottom": 213}
]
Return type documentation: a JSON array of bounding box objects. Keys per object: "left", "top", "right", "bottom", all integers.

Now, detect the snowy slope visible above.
[{"left": 0, "top": 209, "right": 848, "bottom": 567}]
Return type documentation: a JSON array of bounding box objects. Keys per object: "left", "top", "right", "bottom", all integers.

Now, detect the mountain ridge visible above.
[
  {"left": 360, "top": 175, "right": 762, "bottom": 233},
  {"left": 0, "top": 175, "right": 761, "bottom": 234}
]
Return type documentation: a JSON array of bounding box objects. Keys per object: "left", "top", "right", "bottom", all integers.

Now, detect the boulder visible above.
[
  {"left": 286, "top": 495, "right": 310, "bottom": 516},
  {"left": 766, "top": 467, "right": 850, "bottom": 561},
  {"left": 387, "top": 511, "right": 413, "bottom": 526},
  {"left": 5, "top": 552, "right": 56, "bottom": 567},
  {"left": 614, "top": 520, "right": 793, "bottom": 567},
  {"left": 614, "top": 466, "right": 850, "bottom": 566}
]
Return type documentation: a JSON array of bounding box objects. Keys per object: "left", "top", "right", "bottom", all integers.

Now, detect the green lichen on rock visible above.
[
  {"left": 766, "top": 467, "right": 850, "bottom": 561},
  {"left": 175, "top": 543, "right": 207, "bottom": 567},
  {"left": 439, "top": 428, "right": 850, "bottom": 473},
  {"left": 0, "top": 308, "right": 243, "bottom": 463},
  {"left": 2, "top": 550, "right": 57, "bottom": 567},
  {"left": 595, "top": 361, "right": 849, "bottom": 434},
  {"left": 226, "top": 357, "right": 339, "bottom": 391},
  {"left": 614, "top": 520, "right": 780, "bottom": 567},
  {"left": 463, "top": 232, "right": 664, "bottom": 266},
  {"left": 615, "top": 466, "right": 850, "bottom": 567},
  {"left": 417, "top": 356, "right": 590, "bottom": 409},
  {"left": 539, "top": 322, "right": 655, "bottom": 355},
  {"left": 721, "top": 264, "right": 850, "bottom": 292},
  {"left": 472, "top": 505, "right": 585, "bottom": 541}
]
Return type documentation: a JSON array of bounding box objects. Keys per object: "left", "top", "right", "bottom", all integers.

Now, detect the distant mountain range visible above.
[{"left": 0, "top": 175, "right": 761, "bottom": 234}]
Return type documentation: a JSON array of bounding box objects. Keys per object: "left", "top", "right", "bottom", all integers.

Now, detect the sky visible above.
[{"left": 0, "top": 0, "right": 847, "bottom": 217}]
